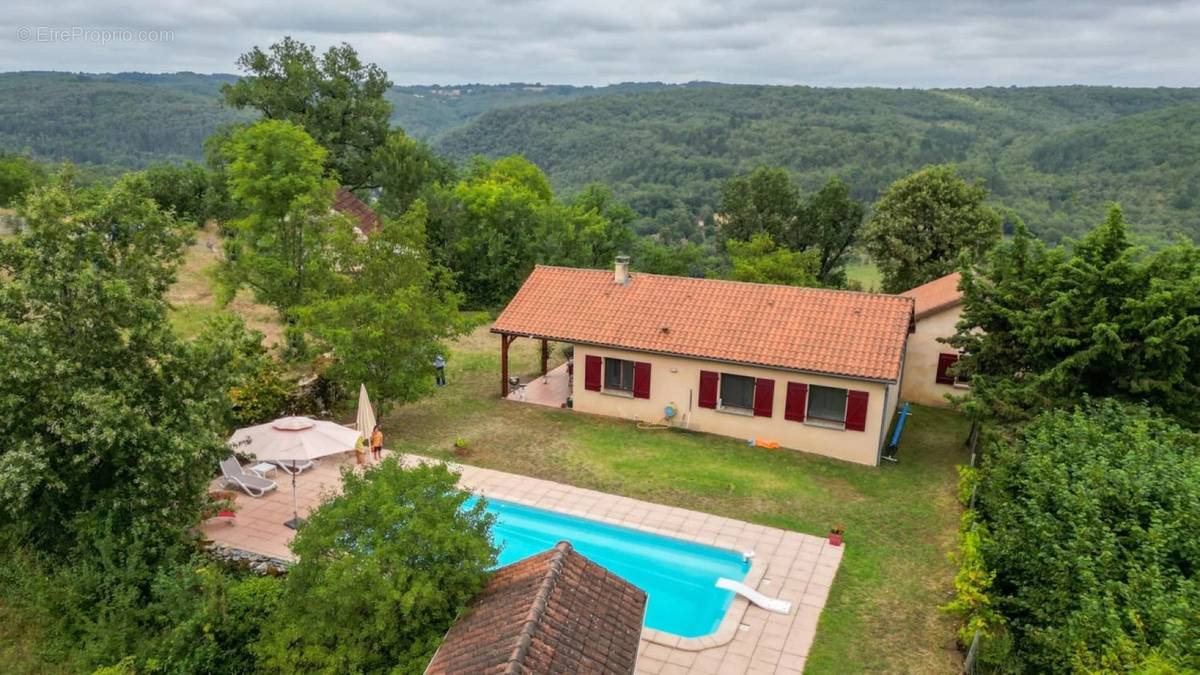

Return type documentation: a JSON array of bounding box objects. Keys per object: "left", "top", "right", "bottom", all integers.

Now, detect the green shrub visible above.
[
  {"left": 145, "top": 567, "right": 281, "bottom": 675},
  {"left": 255, "top": 459, "right": 496, "bottom": 673},
  {"left": 942, "top": 510, "right": 1002, "bottom": 644},
  {"left": 230, "top": 364, "right": 293, "bottom": 427},
  {"left": 976, "top": 400, "right": 1200, "bottom": 671}
]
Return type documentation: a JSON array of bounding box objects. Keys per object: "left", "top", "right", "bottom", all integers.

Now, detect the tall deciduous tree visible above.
[
  {"left": 429, "top": 156, "right": 638, "bottom": 308},
  {"left": 800, "top": 176, "right": 865, "bottom": 286},
  {"left": 296, "top": 200, "right": 470, "bottom": 407},
  {"left": 0, "top": 174, "right": 253, "bottom": 555},
  {"left": 719, "top": 166, "right": 800, "bottom": 247},
  {"left": 430, "top": 156, "right": 552, "bottom": 308},
  {"left": 219, "top": 120, "right": 337, "bottom": 320},
  {"left": 719, "top": 169, "right": 864, "bottom": 286},
  {"left": 222, "top": 37, "right": 393, "bottom": 190},
  {"left": 864, "top": 164, "right": 1002, "bottom": 293},
  {"left": 949, "top": 205, "right": 1200, "bottom": 427},
  {"left": 544, "top": 184, "right": 637, "bottom": 268},
  {"left": 256, "top": 460, "right": 496, "bottom": 673},
  {"left": 371, "top": 130, "right": 455, "bottom": 217}
]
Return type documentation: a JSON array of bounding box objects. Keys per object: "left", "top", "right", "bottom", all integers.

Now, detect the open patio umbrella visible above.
[
  {"left": 355, "top": 383, "right": 376, "bottom": 441},
  {"left": 228, "top": 416, "right": 361, "bottom": 530}
]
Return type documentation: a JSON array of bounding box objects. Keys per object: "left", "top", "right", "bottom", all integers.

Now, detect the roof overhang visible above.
[{"left": 491, "top": 328, "right": 901, "bottom": 384}]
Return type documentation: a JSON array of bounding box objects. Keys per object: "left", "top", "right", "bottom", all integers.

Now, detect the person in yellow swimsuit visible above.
[{"left": 370, "top": 425, "right": 384, "bottom": 463}]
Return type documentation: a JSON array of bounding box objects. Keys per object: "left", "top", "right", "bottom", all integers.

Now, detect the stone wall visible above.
[{"left": 206, "top": 543, "right": 291, "bottom": 575}]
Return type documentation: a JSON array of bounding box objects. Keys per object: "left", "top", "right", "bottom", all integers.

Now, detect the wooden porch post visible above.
[
  {"left": 540, "top": 339, "right": 549, "bottom": 376},
  {"left": 500, "top": 333, "right": 511, "bottom": 398}
]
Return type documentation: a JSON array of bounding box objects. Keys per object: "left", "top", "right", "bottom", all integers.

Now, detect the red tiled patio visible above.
[{"left": 505, "top": 361, "right": 571, "bottom": 407}]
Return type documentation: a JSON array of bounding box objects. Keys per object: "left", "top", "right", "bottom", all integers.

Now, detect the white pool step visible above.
[{"left": 716, "top": 577, "right": 792, "bottom": 615}]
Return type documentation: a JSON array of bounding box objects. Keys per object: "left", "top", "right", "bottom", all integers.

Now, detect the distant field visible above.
[{"left": 845, "top": 259, "right": 882, "bottom": 292}]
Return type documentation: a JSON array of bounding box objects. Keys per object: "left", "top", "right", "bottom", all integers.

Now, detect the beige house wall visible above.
[
  {"left": 571, "top": 344, "right": 893, "bottom": 466},
  {"left": 900, "top": 304, "right": 966, "bottom": 408}
]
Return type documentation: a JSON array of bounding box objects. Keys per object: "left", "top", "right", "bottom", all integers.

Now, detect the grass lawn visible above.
[
  {"left": 166, "top": 224, "right": 283, "bottom": 345},
  {"left": 382, "top": 326, "right": 969, "bottom": 674}
]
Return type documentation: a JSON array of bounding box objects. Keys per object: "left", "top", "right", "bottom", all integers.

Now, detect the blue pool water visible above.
[{"left": 468, "top": 497, "right": 751, "bottom": 638}]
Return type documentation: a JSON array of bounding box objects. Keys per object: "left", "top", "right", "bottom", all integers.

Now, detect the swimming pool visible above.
[{"left": 469, "top": 497, "right": 751, "bottom": 638}]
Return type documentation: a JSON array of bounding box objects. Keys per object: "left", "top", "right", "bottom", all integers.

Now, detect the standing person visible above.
[
  {"left": 434, "top": 354, "right": 446, "bottom": 387},
  {"left": 370, "top": 424, "right": 384, "bottom": 463},
  {"left": 355, "top": 433, "right": 368, "bottom": 466}
]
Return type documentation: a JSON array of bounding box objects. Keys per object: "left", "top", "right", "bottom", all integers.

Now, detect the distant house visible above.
[
  {"left": 899, "top": 272, "right": 967, "bottom": 407},
  {"left": 425, "top": 541, "right": 646, "bottom": 675},
  {"left": 492, "top": 258, "right": 915, "bottom": 466},
  {"left": 331, "top": 187, "right": 380, "bottom": 237}
]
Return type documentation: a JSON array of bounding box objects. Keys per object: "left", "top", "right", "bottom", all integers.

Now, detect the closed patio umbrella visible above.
[
  {"left": 228, "top": 416, "right": 361, "bottom": 529},
  {"left": 355, "top": 383, "right": 376, "bottom": 441}
]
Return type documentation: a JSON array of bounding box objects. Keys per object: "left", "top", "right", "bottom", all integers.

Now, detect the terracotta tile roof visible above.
[
  {"left": 493, "top": 266, "right": 914, "bottom": 382},
  {"left": 425, "top": 541, "right": 646, "bottom": 675},
  {"left": 331, "top": 187, "right": 381, "bottom": 235},
  {"left": 901, "top": 272, "right": 963, "bottom": 320}
]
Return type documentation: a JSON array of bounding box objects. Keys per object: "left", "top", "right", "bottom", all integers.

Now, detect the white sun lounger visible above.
[
  {"left": 220, "top": 457, "right": 278, "bottom": 498},
  {"left": 716, "top": 577, "right": 792, "bottom": 615}
]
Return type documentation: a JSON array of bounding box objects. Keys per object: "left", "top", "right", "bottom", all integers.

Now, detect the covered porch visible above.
[
  {"left": 494, "top": 331, "right": 572, "bottom": 407},
  {"left": 505, "top": 361, "right": 571, "bottom": 407}
]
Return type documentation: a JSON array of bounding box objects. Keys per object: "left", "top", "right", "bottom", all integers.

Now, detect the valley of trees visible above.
[
  {"left": 2, "top": 36, "right": 1199, "bottom": 675},
  {"left": 2, "top": 71, "right": 1198, "bottom": 245}
]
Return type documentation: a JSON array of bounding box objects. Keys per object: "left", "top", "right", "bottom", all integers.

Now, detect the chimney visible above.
[{"left": 613, "top": 255, "right": 631, "bottom": 285}]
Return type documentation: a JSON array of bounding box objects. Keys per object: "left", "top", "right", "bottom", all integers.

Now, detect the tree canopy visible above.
[
  {"left": 725, "top": 233, "right": 820, "bottom": 287},
  {"left": 297, "top": 200, "right": 470, "bottom": 407},
  {"left": 718, "top": 169, "right": 863, "bottom": 287},
  {"left": 0, "top": 174, "right": 253, "bottom": 556},
  {"left": 427, "top": 156, "right": 636, "bottom": 308},
  {"left": 219, "top": 119, "right": 337, "bottom": 320},
  {"left": 975, "top": 401, "right": 1200, "bottom": 672},
  {"left": 949, "top": 205, "right": 1200, "bottom": 428},
  {"left": 0, "top": 153, "right": 45, "bottom": 207},
  {"left": 863, "top": 164, "right": 1003, "bottom": 293},
  {"left": 221, "top": 37, "right": 393, "bottom": 190},
  {"left": 256, "top": 460, "right": 496, "bottom": 673},
  {"left": 719, "top": 167, "right": 800, "bottom": 247}
]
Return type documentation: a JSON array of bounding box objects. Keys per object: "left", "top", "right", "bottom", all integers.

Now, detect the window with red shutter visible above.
[
  {"left": 845, "top": 390, "right": 869, "bottom": 431},
  {"left": 584, "top": 355, "right": 602, "bottom": 391},
  {"left": 633, "top": 362, "right": 652, "bottom": 399},
  {"left": 784, "top": 382, "right": 808, "bottom": 422},
  {"left": 753, "top": 378, "right": 774, "bottom": 417},
  {"left": 935, "top": 353, "right": 959, "bottom": 385},
  {"left": 698, "top": 370, "right": 718, "bottom": 409}
]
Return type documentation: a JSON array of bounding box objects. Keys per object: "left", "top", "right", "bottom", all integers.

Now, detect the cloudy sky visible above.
[{"left": 2, "top": 0, "right": 1197, "bottom": 86}]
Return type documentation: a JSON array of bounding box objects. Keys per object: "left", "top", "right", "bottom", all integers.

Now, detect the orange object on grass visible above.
[{"left": 754, "top": 438, "right": 780, "bottom": 449}]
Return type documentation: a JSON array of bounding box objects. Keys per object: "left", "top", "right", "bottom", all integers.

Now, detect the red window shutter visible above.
[
  {"left": 935, "top": 353, "right": 959, "bottom": 385},
  {"left": 584, "top": 355, "right": 602, "bottom": 391},
  {"left": 845, "top": 390, "right": 869, "bottom": 432},
  {"left": 784, "top": 382, "right": 808, "bottom": 422},
  {"left": 633, "top": 362, "right": 652, "bottom": 399},
  {"left": 753, "top": 378, "right": 775, "bottom": 417},
  {"left": 698, "top": 370, "right": 719, "bottom": 409}
]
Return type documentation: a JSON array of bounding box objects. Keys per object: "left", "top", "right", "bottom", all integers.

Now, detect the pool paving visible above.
[{"left": 203, "top": 451, "right": 843, "bottom": 674}]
